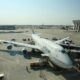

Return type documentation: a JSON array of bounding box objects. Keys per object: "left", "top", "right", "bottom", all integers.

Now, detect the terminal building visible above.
[
  {"left": 73, "top": 20, "right": 80, "bottom": 32},
  {"left": 0, "top": 25, "right": 16, "bottom": 30}
]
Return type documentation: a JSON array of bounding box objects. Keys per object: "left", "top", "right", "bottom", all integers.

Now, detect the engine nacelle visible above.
[
  {"left": 7, "top": 44, "right": 13, "bottom": 50},
  {"left": 23, "top": 49, "right": 28, "bottom": 54},
  {"left": 22, "top": 48, "right": 31, "bottom": 59},
  {"left": 22, "top": 48, "right": 28, "bottom": 54},
  {"left": 22, "top": 48, "right": 32, "bottom": 54}
]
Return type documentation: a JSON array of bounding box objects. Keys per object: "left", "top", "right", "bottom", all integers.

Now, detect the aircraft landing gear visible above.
[
  {"left": 39, "top": 57, "right": 48, "bottom": 64},
  {"left": 48, "top": 60, "right": 63, "bottom": 72}
]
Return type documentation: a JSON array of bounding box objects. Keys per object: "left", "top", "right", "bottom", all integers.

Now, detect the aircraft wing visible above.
[
  {"left": 60, "top": 44, "right": 80, "bottom": 50},
  {"left": 55, "top": 37, "right": 69, "bottom": 44},
  {"left": 0, "top": 40, "right": 40, "bottom": 50}
]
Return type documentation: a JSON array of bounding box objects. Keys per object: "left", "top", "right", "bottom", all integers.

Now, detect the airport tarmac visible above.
[{"left": 0, "top": 28, "right": 80, "bottom": 80}]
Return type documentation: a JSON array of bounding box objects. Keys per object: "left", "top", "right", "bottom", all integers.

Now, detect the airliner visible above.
[{"left": 0, "top": 33, "right": 79, "bottom": 71}]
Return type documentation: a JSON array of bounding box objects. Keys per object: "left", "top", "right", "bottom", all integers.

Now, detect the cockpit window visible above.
[{"left": 61, "top": 49, "right": 66, "bottom": 53}]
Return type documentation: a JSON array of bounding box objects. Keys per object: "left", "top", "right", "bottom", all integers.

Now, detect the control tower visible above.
[{"left": 73, "top": 20, "right": 80, "bottom": 32}]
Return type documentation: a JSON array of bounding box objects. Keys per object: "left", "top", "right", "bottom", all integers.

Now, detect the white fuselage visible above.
[{"left": 32, "top": 34, "right": 73, "bottom": 69}]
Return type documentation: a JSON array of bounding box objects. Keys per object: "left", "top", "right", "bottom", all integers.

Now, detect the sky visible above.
[{"left": 0, "top": 0, "right": 80, "bottom": 25}]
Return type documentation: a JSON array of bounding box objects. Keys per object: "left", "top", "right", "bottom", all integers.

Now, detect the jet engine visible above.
[
  {"left": 22, "top": 48, "right": 31, "bottom": 58},
  {"left": 22, "top": 48, "right": 28, "bottom": 54},
  {"left": 23, "top": 49, "right": 28, "bottom": 54},
  {"left": 22, "top": 47, "right": 32, "bottom": 54},
  {"left": 7, "top": 44, "right": 13, "bottom": 50}
]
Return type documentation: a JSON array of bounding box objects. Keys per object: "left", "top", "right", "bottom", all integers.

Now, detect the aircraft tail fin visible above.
[
  {"left": 32, "top": 28, "right": 35, "bottom": 34},
  {"left": 32, "top": 26, "right": 36, "bottom": 34},
  {"left": 32, "top": 26, "right": 41, "bottom": 36}
]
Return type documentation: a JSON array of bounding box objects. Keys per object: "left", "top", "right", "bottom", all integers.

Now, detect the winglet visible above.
[
  {"left": 55, "top": 37, "right": 70, "bottom": 44},
  {"left": 41, "top": 54, "right": 49, "bottom": 57}
]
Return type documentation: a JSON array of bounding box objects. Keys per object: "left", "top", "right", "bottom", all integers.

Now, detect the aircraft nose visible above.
[{"left": 64, "top": 55, "right": 73, "bottom": 68}]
